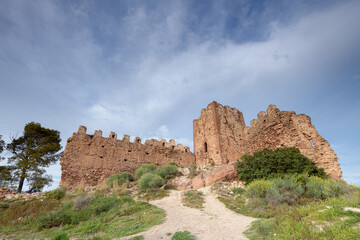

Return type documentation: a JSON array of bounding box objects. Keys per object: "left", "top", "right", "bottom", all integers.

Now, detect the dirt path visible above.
[{"left": 122, "top": 186, "right": 256, "bottom": 240}]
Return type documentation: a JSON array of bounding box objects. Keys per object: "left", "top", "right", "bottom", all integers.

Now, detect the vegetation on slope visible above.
[
  {"left": 236, "top": 147, "right": 327, "bottom": 184},
  {"left": 182, "top": 190, "right": 205, "bottom": 209},
  {"left": 212, "top": 176, "right": 360, "bottom": 239},
  {"left": 0, "top": 162, "right": 183, "bottom": 239}
]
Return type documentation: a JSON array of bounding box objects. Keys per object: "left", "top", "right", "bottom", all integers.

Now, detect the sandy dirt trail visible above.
[{"left": 122, "top": 186, "right": 256, "bottom": 240}]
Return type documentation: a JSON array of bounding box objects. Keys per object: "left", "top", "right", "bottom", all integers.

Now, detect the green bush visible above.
[
  {"left": 51, "top": 232, "right": 69, "bottom": 240},
  {"left": 272, "top": 178, "right": 305, "bottom": 197},
  {"left": 135, "top": 164, "right": 157, "bottom": 178},
  {"left": 246, "top": 176, "right": 307, "bottom": 207},
  {"left": 246, "top": 179, "right": 273, "bottom": 198},
  {"left": 92, "top": 196, "right": 118, "bottom": 215},
  {"left": 265, "top": 187, "right": 283, "bottom": 206},
  {"left": 306, "top": 176, "right": 349, "bottom": 200},
  {"left": 106, "top": 172, "right": 134, "bottom": 187},
  {"left": 236, "top": 147, "right": 328, "bottom": 184},
  {"left": 156, "top": 164, "right": 179, "bottom": 180},
  {"left": 138, "top": 173, "right": 166, "bottom": 192},
  {"left": 172, "top": 230, "right": 197, "bottom": 240},
  {"left": 44, "top": 188, "right": 66, "bottom": 200},
  {"left": 0, "top": 202, "right": 10, "bottom": 209},
  {"left": 232, "top": 187, "right": 246, "bottom": 195},
  {"left": 283, "top": 173, "right": 310, "bottom": 187}
]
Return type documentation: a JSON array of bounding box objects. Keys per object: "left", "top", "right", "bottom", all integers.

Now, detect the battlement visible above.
[
  {"left": 61, "top": 126, "right": 195, "bottom": 188},
  {"left": 61, "top": 101, "right": 342, "bottom": 189},
  {"left": 73, "top": 126, "right": 191, "bottom": 153}
]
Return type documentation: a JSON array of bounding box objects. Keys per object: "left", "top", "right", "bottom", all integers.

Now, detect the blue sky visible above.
[{"left": 0, "top": 0, "right": 359, "bottom": 190}]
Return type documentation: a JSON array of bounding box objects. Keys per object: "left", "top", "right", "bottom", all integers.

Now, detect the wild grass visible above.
[
  {"left": 212, "top": 177, "right": 360, "bottom": 240},
  {"left": 137, "top": 188, "right": 169, "bottom": 201},
  {"left": 0, "top": 193, "right": 165, "bottom": 239},
  {"left": 182, "top": 190, "right": 204, "bottom": 209},
  {"left": 172, "top": 230, "right": 197, "bottom": 240}
]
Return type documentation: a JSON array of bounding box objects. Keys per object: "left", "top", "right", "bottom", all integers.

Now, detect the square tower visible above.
[{"left": 193, "top": 101, "right": 246, "bottom": 166}]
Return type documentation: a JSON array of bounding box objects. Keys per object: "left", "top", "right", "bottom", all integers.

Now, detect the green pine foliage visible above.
[
  {"left": 236, "top": 147, "right": 327, "bottom": 184},
  {"left": 6, "top": 122, "right": 62, "bottom": 192}
]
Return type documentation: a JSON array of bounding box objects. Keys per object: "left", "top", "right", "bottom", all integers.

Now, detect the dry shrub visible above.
[
  {"left": 74, "top": 179, "right": 86, "bottom": 194},
  {"left": 95, "top": 181, "right": 109, "bottom": 197},
  {"left": 73, "top": 196, "right": 92, "bottom": 210}
]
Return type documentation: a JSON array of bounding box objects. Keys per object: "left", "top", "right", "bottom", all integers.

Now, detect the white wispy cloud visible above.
[{"left": 1, "top": 0, "right": 359, "bottom": 190}]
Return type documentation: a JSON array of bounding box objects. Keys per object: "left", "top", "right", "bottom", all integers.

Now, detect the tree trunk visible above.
[{"left": 18, "top": 176, "right": 25, "bottom": 193}]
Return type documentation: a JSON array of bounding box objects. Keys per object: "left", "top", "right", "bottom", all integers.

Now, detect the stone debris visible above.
[{"left": 0, "top": 188, "right": 43, "bottom": 201}]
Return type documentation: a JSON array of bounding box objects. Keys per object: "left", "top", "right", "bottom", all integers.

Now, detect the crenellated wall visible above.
[
  {"left": 193, "top": 102, "right": 342, "bottom": 179},
  {"left": 61, "top": 101, "right": 343, "bottom": 188},
  {"left": 60, "top": 126, "right": 195, "bottom": 188}
]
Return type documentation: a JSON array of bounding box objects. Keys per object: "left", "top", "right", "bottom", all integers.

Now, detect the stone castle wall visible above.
[
  {"left": 60, "top": 126, "right": 195, "bottom": 188},
  {"left": 193, "top": 102, "right": 342, "bottom": 179},
  {"left": 60, "top": 101, "right": 342, "bottom": 188}
]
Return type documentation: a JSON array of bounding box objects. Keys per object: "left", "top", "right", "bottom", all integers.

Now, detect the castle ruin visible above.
[
  {"left": 193, "top": 102, "right": 342, "bottom": 179},
  {"left": 60, "top": 101, "right": 342, "bottom": 188},
  {"left": 60, "top": 126, "right": 195, "bottom": 188}
]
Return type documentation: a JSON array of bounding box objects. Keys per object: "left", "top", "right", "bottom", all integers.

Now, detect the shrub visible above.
[
  {"left": 156, "top": 164, "right": 179, "bottom": 180},
  {"left": 246, "top": 179, "right": 273, "bottom": 199},
  {"left": 51, "top": 232, "right": 69, "bottom": 240},
  {"left": 106, "top": 172, "right": 134, "bottom": 188},
  {"left": 188, "top": 164, "right": 197, "bottom": 178},
  {"left": 44, "top": 188, "right": 66, "bottom": 200},
  {"left": 236, "top": 147, "right": 327, "bottom": 184},
  {"left": 92, "top": 196, "right": 118, "bottom": 215},
  {"left": 246, "top": 176, "right": 306, "bottom": 207},
  {"left": 172, "top": 230, "right": 197, "bottom": 240},
  {"left": 265, "top": 187, "right": 283, "bottom": 207},
  {"left": 135, "top": 164, "right": 157, "bottom": 178},
  {"left": 271, "top": 178, "right": 304, "bottom": 205},
  {"left": 232, "top": 187, "right": 246, "bottom": 195},
  {"left": 94, "top": 181, "right": 109, "bottom": 197},
  {"left": 73, "top": 196, "right": 92, "bottom": 210},
  {"left": 139, "top": 173, "right": 166, "bottom": 192},
  {"left": 0, "top": 202, "right": 10, "bottom": 209},
  {"left": 284, "top": 173, "right": 310, "bottom": 187},
  {"left": 37, "top": 205, "right": 76, "bottom": 229},
  {"left": 306, "top": 176, "right": 349, "bottom": 200}
]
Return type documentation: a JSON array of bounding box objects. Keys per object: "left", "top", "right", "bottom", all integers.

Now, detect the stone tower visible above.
[{"left": 193, "top": 101, "right": 246, "bottom": 166}]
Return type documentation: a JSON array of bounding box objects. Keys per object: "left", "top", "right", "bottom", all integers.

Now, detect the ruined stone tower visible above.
[
  {"left": 193, "top": 101, "right": 246, "bottom": 166},
  {"left": 193, "top": 101, "right": 342, "bottom": 179}
]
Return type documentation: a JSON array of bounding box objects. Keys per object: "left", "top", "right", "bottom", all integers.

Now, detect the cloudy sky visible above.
[{"left": 0, "top": 0, "right": 359, "bottom": 190}]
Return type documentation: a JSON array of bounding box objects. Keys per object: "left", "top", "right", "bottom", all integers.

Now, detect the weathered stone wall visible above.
[
  {"left": 193, "top": 101, "right": 246, "bottom": 166},
  {"left": 194, "top": 102, "right": 342, "bottom": 179},
  {"left": 60, "top": 126, "right": 195, "bottom": 188}
]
